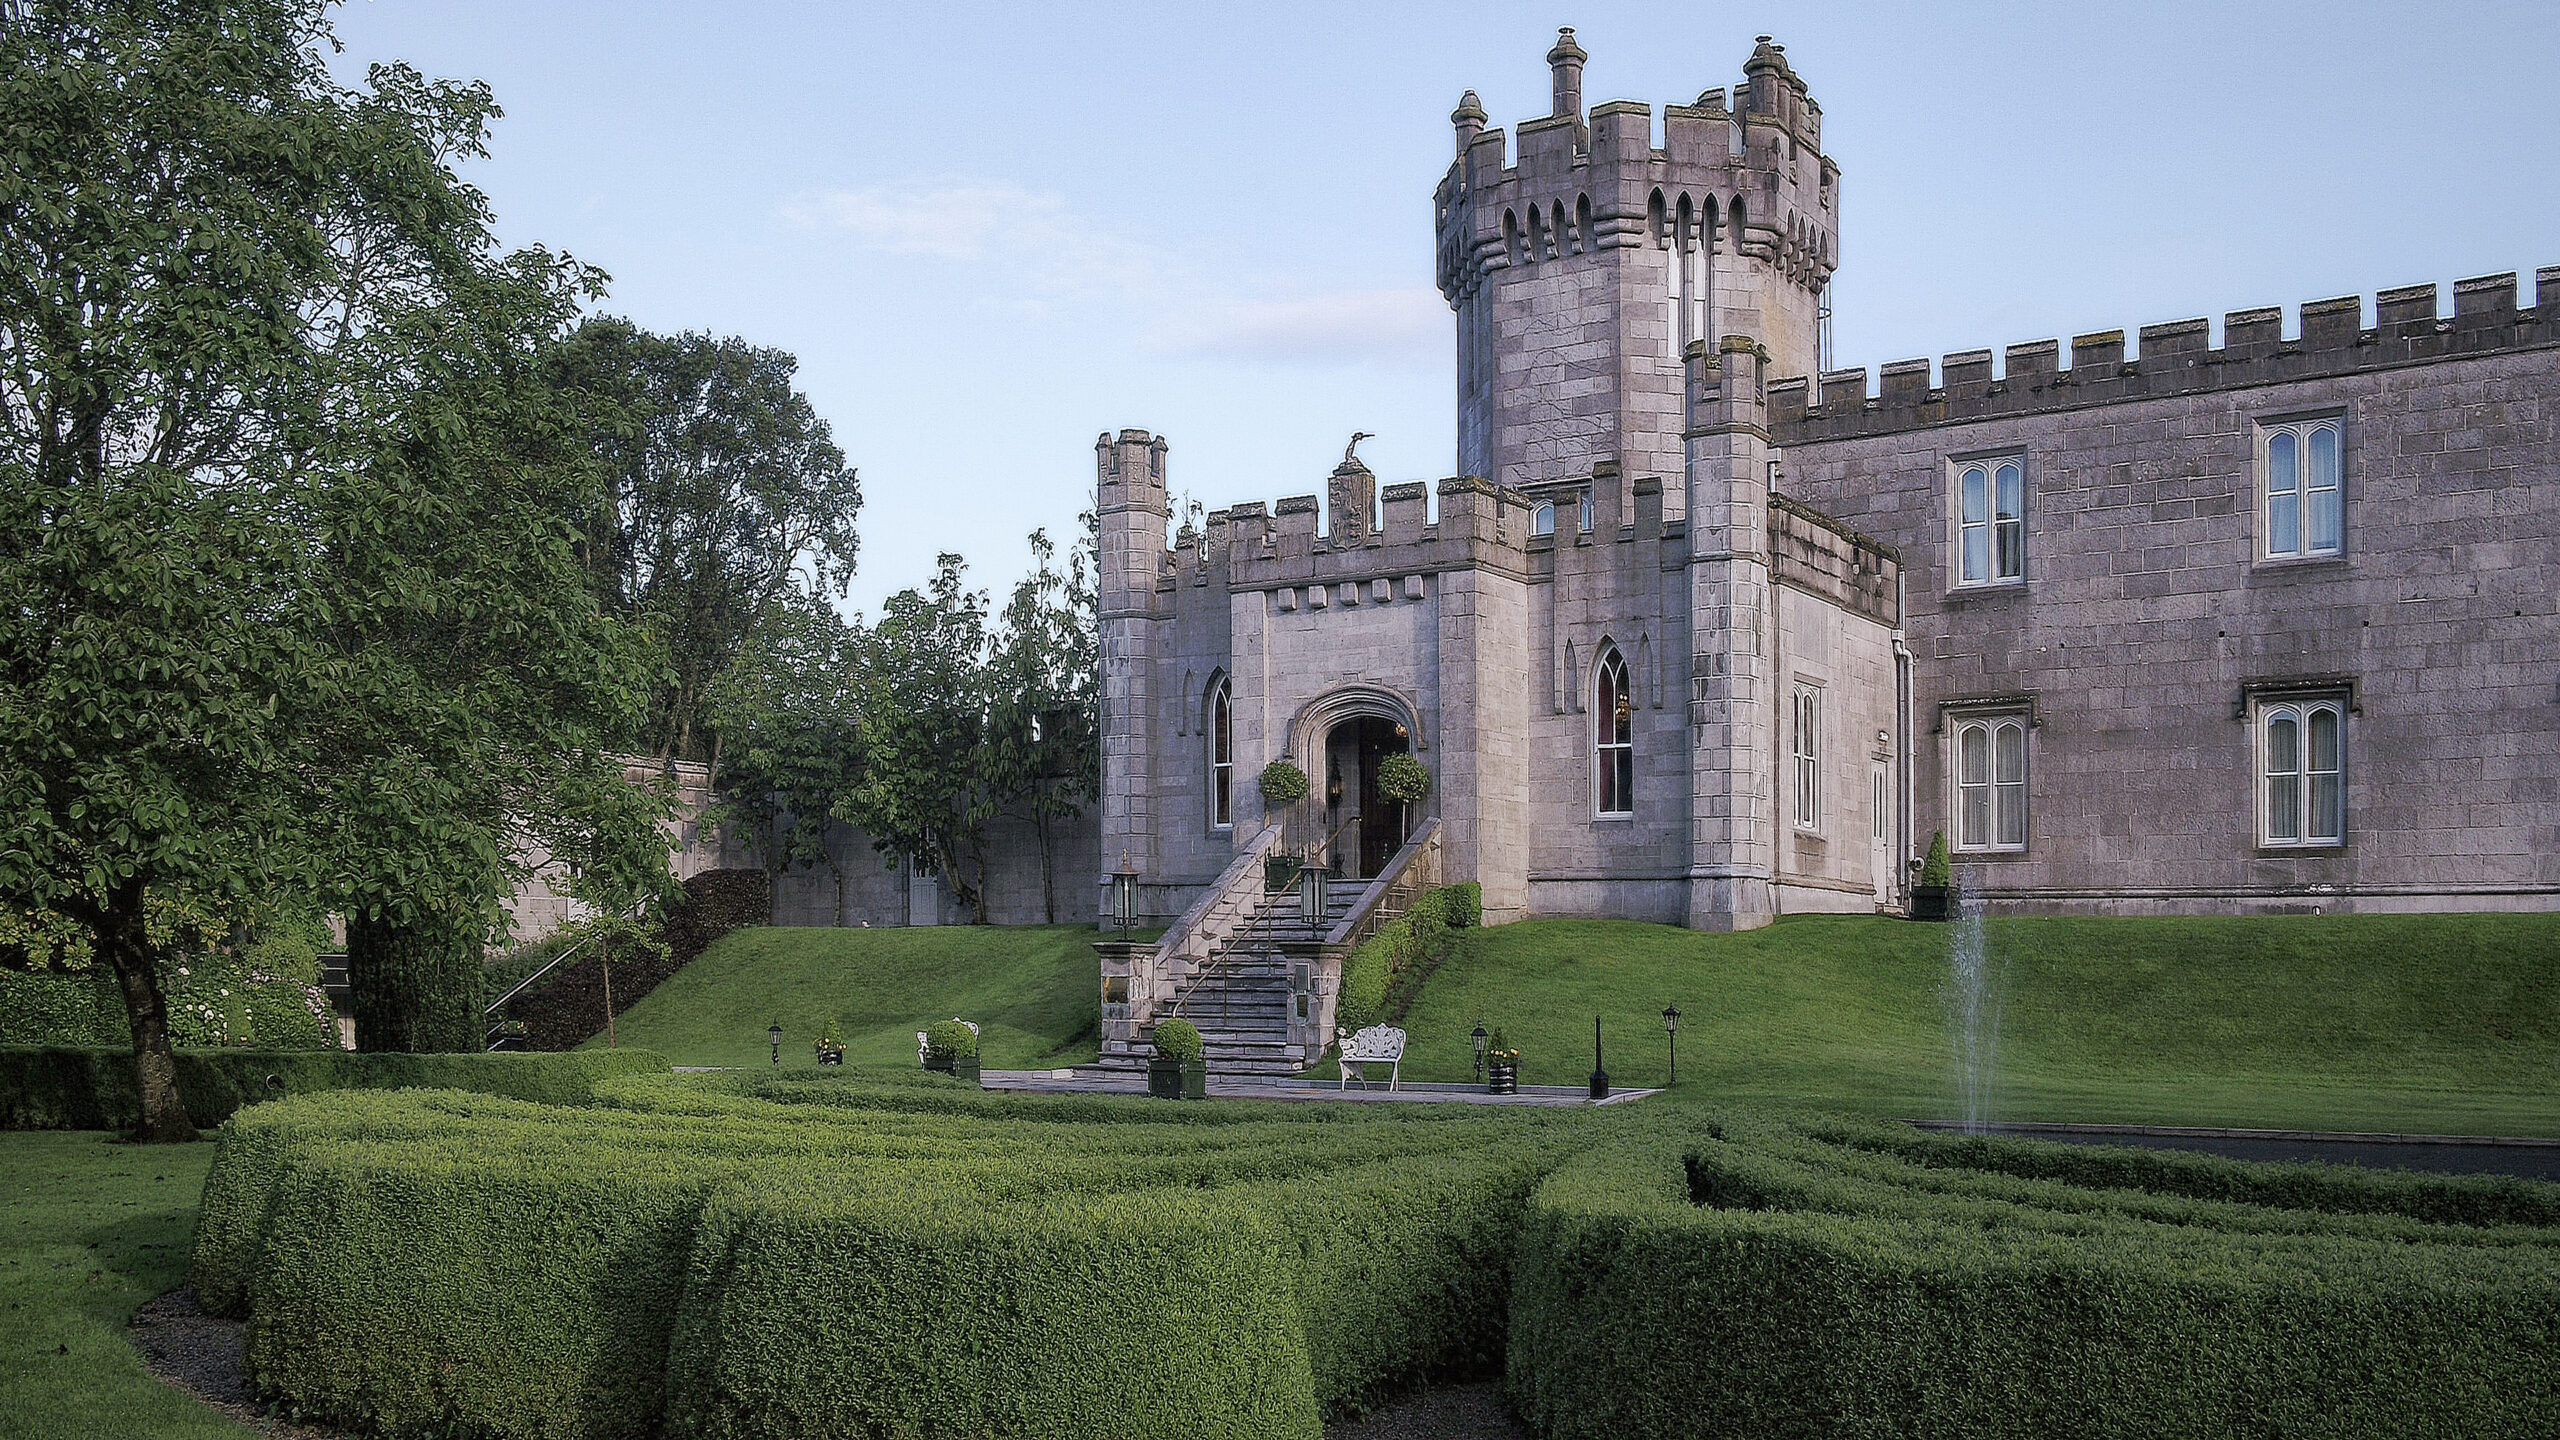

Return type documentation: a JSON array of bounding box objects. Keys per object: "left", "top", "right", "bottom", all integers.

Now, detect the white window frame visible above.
[
  {"left": 2256, "top": 697, "right": 2345, "bottom": 848},
  {"left": 1595, "top": 646, "right": 1634, "bottom": 818},
  {"left": 1532, "top": 502, "right": 1556, "bottom": 537},
  {"left": 1950, "top": 456, "right": 2026, "bottom": 588},
  {"left": 2258, "top": 416, "right": 2343, "bottom": 560},
  {"left": 1950, "top": 713, "right": 2029, "bottom": 853},
  {"left": 1791, "top": 685, "right": 1821, "bottom": 830},
  {"left": 1208, "top": 678, "right": 1233, "bottom": 831}
]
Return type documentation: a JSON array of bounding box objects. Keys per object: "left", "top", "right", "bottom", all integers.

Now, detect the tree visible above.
[
  {"left": 840, "top": 555, "right": 1000, "bottom": 923},
  {"left": 0, "top": 0, "right": 668, "bottom": 1133},
  {"left": 705, "top": 588, "right": 863, "bottom": 919},
  {"left": 983, "top": 529, "right": 1099, "bottom": 923},
  {"left": 549, "top": 318, "right": 864, "bottom": 764}
]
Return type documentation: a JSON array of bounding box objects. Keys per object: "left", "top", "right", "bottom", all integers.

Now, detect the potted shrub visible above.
[
  {"left": 922, "top": 1019, "right": 979, "bottom": 1082},
  {"left": 1148, "top": 1017, "right": 1207, "bottom": 1100},
  {"left": 1484, "top": 1027, "right": 1519, "bottom": 1095},
  {"left": 1912, "top": 831, "right": 1956, "bottom": 922},
  {"left": 813, "top": 1019, "right": 846, "bottom": 1067}
]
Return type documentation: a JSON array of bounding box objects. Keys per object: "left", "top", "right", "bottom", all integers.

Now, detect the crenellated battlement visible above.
[
  {"left": 1433, "top": 30, "right": 1838, "bottom": 312},
  {"left": 1775, "top": 269, "right": 2560, "bottom": 443}
]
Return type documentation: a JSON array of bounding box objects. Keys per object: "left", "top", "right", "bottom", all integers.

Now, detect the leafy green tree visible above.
[
  {"left": 840, "top": 555, "right": 1000, "bottom": 923},
  {"left": 983, "top": 529, "right": 1099, "bottom": 922},
  {"left": 549, "top": 318, "right": 864, "bottom": 765},
  {"left": 0, "top": 0, "right": 669, "bottom": 1133},
  {"left": 706, "top": 588, "right": 864, "bottom": 919}
]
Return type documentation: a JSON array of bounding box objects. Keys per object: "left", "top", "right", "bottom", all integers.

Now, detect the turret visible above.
[
  {"left": 1433, "top": 30, "right": 1839, "bottom": 515},
  {"left": 1095, "top": 428, "right": 1169, "bottom": 620},
  {"left": 1094, "top": 429, "right": 1170, "bottom": 906}
]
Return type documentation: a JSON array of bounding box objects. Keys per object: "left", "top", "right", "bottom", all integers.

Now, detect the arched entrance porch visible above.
[{"left": 1282, "top": 686, "right": 1425, "bottom": 882}]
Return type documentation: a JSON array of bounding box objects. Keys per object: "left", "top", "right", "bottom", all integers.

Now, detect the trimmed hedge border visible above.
[
  {"left": 1508, "top": 1112, "right": 2560, "bottom": 1440},
  {"left": 0, "top": 1045, "right": 670, "bottom": 1132},
  {"left": 195, "top": 1077, "right": 2560, "bottom": 1440}
]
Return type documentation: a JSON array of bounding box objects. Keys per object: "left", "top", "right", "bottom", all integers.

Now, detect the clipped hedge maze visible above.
[{"left": 196, "top": 1076, "right": 2560, "bottom": 1440}]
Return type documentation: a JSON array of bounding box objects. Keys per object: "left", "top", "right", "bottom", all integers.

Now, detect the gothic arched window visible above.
[
  {"left": 1209, "top": 678, "right": 1233, "bottom": 830},
  {"left": 1595, "top": 646, "right": 1634, "bottom": 816}
]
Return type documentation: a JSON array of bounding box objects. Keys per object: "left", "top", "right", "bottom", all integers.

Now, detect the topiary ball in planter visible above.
[
  {"left": 1257, "top": 760, "right": 1310, "bottom": 805},
  {"left": 1147, "top": 1017, "right": 1207, "bottom": 1100},
  {"left": 923, "top": 1019, "right": 981, "bottom": 1082},
  {"left": 1375, "top": 753, "right": 1430, "bottom": 806}
]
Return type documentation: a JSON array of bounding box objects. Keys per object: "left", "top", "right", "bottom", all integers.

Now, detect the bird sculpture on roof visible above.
[{"left": 1343, "top": 431, "right": 1374, "bottom": 466}]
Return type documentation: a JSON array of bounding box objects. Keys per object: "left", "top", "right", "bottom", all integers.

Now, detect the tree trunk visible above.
[{"left": 97, "top": 885, "right": 196, "bottom": 1143}]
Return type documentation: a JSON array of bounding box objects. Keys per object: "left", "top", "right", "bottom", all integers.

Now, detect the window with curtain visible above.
[
  {"left": 2260, "top": 699, "right": 2344, "bottom": 845},
  {"left": 1792, "top": 686, "right": 1821, "bottom": 829},
  {"left": 2262, "top": 418, "right": 2342, "bottom": 559},
  {"left": 1208, "top": 678, "right": 1232, "bottom": 830},
  {"left": 1954, "top": 458, "right": 2025, "bottom": 586},
  {"left": 1953, "top": 715, "right": 2028, "bottom": 851}
]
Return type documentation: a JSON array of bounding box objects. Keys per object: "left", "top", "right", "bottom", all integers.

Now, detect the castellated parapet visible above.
[
  {"left": 1775, "top": 269, "right": 2560, "bottom": 442},
  {"left": 1437, "top": 31, "right": 1840, "bottom": 508}
]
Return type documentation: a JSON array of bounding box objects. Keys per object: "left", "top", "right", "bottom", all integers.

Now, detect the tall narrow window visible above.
[
  {"left": 1578, "top": 491, "right": 1595, "bottom": 535},
  {"left": 1953, "top": 715, "right": 2028, "bottom": 852},
  {"left": 1595, "top": 647, "right": 1633, "bottom": 816},
  {"left": 1954, "top": 458, "right": 2025, "bottom": 586},
  {"left": 2261, "top": 418, "right": 2343, "bottom": 558},
  {"left": 2260, "top": 699, "right": 2345, "bottom": 846},
  {"left": 1792, "top": 686, "right": 1821, "bottom": 828},
  {"left": 1208, "top": 679, "right": 1232, "bottom": 830},
  {"left": 1532, "top": 502, "right": 1556, "bottom": 537}
]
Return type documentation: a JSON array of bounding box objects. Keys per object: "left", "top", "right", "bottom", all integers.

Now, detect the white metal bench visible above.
[
  {"left": 1337, "top": 1024, "right": 1406, "bottom": 1091},
  {"left": 916, "top": 1017, "right": 980, "bottom": 1064}
]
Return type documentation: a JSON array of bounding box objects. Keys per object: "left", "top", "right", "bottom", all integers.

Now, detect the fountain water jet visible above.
[{"left": 1946, "top": 877, "right": 2004, "bottom": 1134}]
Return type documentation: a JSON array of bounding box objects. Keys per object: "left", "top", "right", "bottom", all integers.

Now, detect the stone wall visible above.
[{"left": 1780, "top": 274, "right": 2560, "bottom": 912}]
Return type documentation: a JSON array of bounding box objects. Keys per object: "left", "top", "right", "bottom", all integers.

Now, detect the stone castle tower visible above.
[{"left": 1434, "top": 30, "right": 1839, "bottom": 514}]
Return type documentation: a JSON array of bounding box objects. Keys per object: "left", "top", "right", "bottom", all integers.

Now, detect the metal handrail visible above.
[
  {"left": 1308, "top": 812, "right": 1364, "bottom": 870},
  {"left": 485, "top": 933, "right": 597, "bottom": 1016},
  {"left": 1324, "top": 818, "right": 1442, "bottom": 950}
]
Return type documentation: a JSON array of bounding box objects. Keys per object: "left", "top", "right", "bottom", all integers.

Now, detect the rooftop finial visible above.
[
  {"left": 1451, "top": 89, "right": 1486, "bottom": 153},
  {"left": 1547, "top": 27, "right": 1586, "bottom": 119},
  {"left": 1341, "top": 431, "right": 1374, "bottom": 469}
]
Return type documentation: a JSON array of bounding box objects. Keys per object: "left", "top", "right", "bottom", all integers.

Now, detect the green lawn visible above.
[
  {"left": 1393, "top": 912, "right": 2560, "bottom": 1135},
  {"left": 593, "top": 923, "right": 1125, "bottom": 1070},
  {"left": 0, "top": 1132, "right": 250, "bottom": 1440}
]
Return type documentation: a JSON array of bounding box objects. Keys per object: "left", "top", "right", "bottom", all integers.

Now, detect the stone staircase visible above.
[{"left": 1166, "top": 884, "right": 1363, "bottom": 1075}]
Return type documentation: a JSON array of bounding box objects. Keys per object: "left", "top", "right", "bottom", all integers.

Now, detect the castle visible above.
[{"left": 1091, "top": 28, "right": 2559, "bottom": 971}]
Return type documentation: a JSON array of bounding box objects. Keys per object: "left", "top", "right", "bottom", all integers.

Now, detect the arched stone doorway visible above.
[{"left": 1283, "top": 686, "right": 1424, "bottom": 882}]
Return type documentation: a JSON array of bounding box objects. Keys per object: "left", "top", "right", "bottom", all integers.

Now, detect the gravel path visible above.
[
  {"left": 129, "top": 1288, "right": 339, "bottom": 1438},
  {"left": 1328, "top": 1381, "right": 1530, "bottom": 1440}
]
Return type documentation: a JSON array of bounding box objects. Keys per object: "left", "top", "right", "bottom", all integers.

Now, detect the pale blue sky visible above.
[{"left": 330, "top": 1, "right": 2560, "bottom": 617}]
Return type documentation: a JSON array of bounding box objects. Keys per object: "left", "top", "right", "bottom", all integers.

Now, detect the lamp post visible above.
[
  {"left": 1471, "top": 1022, "right": 1489, "bottom": 1084},
  {"left": 768, "top": 1022, "right": 782, "bottom": 1068},
  {"left": 1662, "top": 1005, "right": 1682, "bottom": 1086},
  {"left": 1589, "top": 1014, "right": 1610, "bottom": 1101},
  {"left": 1110, "top": 861, "right": 1139, "bottom": 939}
]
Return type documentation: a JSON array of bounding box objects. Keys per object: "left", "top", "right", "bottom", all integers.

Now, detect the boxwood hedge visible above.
[
  {"left": 0, "top": 1045, "right": 669, "bottom": 1131},
  {"left": 196, "top": 1075, "right": 2560, "bottom": 1440},
  {"left": 1508, "top": 1112, "right": 2560, "bottom": 1440}
]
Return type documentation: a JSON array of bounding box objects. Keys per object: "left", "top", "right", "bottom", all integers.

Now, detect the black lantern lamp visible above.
[
  {"left": 1471, "top": 1021, "right": 1489, "bottom": 1084},
  {"left": 1110, "top": 858, "right": 1139, "bottom": 939},
  {"left": 768, "top": 1022, "right": 783, "bottom": 1067},
  {"left": 1589, "top": 1014, "right": 1610, "bottom": 1101},
  {"left": 1662, "top": 1005, "right": 1682, "bottom": 1085},
  {"left": 1298, "top": 857, "right": 1329, "bottom": 924}
]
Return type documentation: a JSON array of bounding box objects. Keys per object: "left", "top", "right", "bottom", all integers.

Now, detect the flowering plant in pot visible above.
[
  {"left": 923, "top": 1019, "right": 979, "bottom": 1082},
  {"left": 813, "top": 1018, "right": 846, "bottom": 1066},
  {"left": 1484, "top": 1026, "right": 1520, "bottom": 1094},
  {"left": 1148, "top": 1017, "right": 1207, "bottom": 1100}
]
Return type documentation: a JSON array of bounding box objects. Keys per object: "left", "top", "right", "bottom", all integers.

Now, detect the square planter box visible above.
[
  {"left": 1148, "top": 1058, "right": 1206, "bottom": 1100},
  {"left": 815, "top": 1047, "right": 845, "bottom": 1067},
  {"left": 924, "top": 1054, "right": 982, "bottom": 1083},
  {"left": 1911, "top": 885, "right": 1956, "bottom": 922},
  {"left": 1486, "top": 1061, "right": 1519, "bottom": 1095}
]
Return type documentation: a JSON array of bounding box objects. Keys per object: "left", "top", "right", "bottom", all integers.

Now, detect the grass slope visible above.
[
  {"left": 0, "top": 1133, "right": 250, "bottom": 1440},
  {"left": 595, "top": 924, "right": 1119, "bottom": 1070},
  {"left": 1396, "top": 913, "right": 2560, "bottom": 1136}
]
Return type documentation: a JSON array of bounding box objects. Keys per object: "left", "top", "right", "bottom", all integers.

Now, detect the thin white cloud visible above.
[
  {"left": 783, "top": 181, "right": 1444, "bottom": 367},
  {"left": 1148, "top": 288, "right": 1447, "bottom": 367}
]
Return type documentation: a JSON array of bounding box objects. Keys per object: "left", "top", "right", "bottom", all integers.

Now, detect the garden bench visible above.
[
  {"left": 916, "top": 1017, "right": 980, "bottom": 1065},
  {"left": 1337, "top": 1024, "right": 1406, "bottom": 1091}
]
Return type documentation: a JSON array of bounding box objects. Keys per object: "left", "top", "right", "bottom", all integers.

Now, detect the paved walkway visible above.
[
  {"left": 1909, "top": 1119, "right": 2560, "bottom": 1182},
  {"left": 984, "top": 1069, "right": 1656, "bottom": 1107}
]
